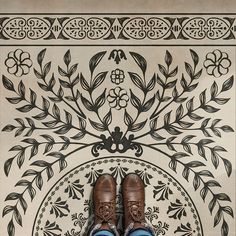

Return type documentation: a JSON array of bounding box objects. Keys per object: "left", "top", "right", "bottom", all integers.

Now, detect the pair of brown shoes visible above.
[{"left": 90, "top": 173, "right": 154, "bottom": 236}]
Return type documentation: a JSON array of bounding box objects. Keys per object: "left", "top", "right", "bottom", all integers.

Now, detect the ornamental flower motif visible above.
[
  {"left": 5, "top": 49, "right": 33, "bottom": 77},
  {"left": 110, "top": 69, "right": 125, "bottom": 84},
  {"left": 204, "top": 49, "right": 231, "bottom": 78},
  {"left": 107, "top": 87, "right": 129, "bottom": 110}
]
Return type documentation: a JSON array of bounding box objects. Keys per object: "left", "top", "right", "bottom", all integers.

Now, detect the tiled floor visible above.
[{"left": 0, "top": 11, "right": 235, "bottom": 236}]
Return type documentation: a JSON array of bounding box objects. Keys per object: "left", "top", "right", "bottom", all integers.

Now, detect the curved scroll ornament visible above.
[
  {"left": 121, "top": 17, "right": 171, "bottom": 40},
  {"left": 1, "top": 48, "right": 234, "bottom": 236},
  {"left": 62, "top": 17, "right": 111, "bottom": 40},
  {"left": 180, "top": 17, "right": 234, "bottom": 40},
  {"left": 2, "top": 17, "right": 50, "bottom": 40}
]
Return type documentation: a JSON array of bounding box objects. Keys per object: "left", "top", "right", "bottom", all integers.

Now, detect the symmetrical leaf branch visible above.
[
  {"left": 2, "top": 76, "right": 100, "bottom": 175},
  {"left": 135, "top": 142, "right": 234, "bottom": 236},
  {"left": 2, "top": 141, "right": 97, "bottom": 236},
  {"left": 80, "top": 51, "right": 112, "bottom": 134},
  {"left": 34, "top": 49, "right": 86, "bottom": 119},
  {"left": 123, "top": 52, "right": 156, "bottom": 137},
  {"left": 150, "top": 50, "right": 179, "bottom": 119},
  {"left": 151, "top": 49, "right": 202, "bottom": 120}
]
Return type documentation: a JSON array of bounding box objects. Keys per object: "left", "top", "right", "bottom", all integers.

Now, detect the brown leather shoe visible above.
[
  {"left": 122, "top": 173, "right": 154, "bottom": 236},
  {"left": 90, "top": 174, "right": 119, "bottom": 236}
]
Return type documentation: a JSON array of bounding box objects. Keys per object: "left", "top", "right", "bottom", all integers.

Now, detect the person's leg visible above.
[
  {"left": 89, "top": 174, "right": 119, "bottom": 236},
  {"left": 122, "top": 174, "right": 155, "bottom": 236},
  {"left": 94, "top": 230, "right": 115, "bottom": 236},
  {"left": 129, "top": 229, "right": 153, "bottom": 236}
]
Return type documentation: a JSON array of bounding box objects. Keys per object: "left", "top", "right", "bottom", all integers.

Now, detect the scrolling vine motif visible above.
[{"left": 1, "top": 48, "right": 234, "bottom": 236}]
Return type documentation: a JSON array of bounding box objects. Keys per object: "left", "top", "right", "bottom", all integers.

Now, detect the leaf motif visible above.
[
  {"left": 81, "top": 95, "right": 94, "bottom": 111},
  {"left": 7, "top": 219, "right": 15, "bottom": 236},
  {"left": 59, "top": 79, "right": 70, "bottom": 88},
  {"left": 158, "top": 64, "right": 168, "bottom": 77},
  {"left": 164, "top": 111, "right": 171, "bottom": 125},
  {"left": 103, "top": 109, "right": 112, "bottom": 126},
  {"left": 222, "top": 206, "right": 234, "bottom": 217},
  {"left": 185, "top": 62, "right": 194, "bottom": 78},
  {"left": 211, "top": 81, "right": 218, "bottom": 98},
  {"left": 165, "top": 125, "right": 182, "bottom": 135},
  {"left": 169, "top": 158, "right": 177, "bottom": 172},
  {"left": 92, "top": 72, "right": 107, "bottom": 90},
  {"left": 54, "top": 125, "right": 71, "bottom": 135},
  {"left": 43, "top": 62, "right": 51, "bottom": 77},
  {"left": 128, "top": 72, "right": 144, "bottom": 90},
  {"left": 216, "top": 193, "right": 231, "bottom": 201},
  {"left": 19, "top": 197, "right": 27, "bottom": 214},
  {"left": 130, "top": 90, "right": 142, "bottom": 109},
  {"left": 150, "top": 132, "right": 165, "bottom": 141},
  {"left": 80, "top": 73, "right": 90, "bottom": 91},
  {"left": 37, "top": 48, "right": 46, "bottom": 66},
  {"left": 221, "top": 76, "right": 234, "bottom": 92},
  {"left": 5, "top": 192, "right": 21, "bottom": 201},
  {"left": 2, "top": 125, "right": 16, "bottom": 132},
  {"left": 209, "top": 196, "right": 217, "bottom": 214},
  {"left": 202, "top": 105, "right": 220, "bottom": 113},
  {"left": 2, "top": 75, "right": 15, "bottom": 91},
  {"left": 193, "top": 174, "right": 200, "bottom": 190},
  {"left": 22, "top": 169, "right": 38, "bottom": 177},
  {"left": 2, "top": 205, "right": 14, "bottom": 217},
  {"left": 198, "top": 170, "right": 214, "bottom": 177},
  {"left": 124, "top": 110, "right": 133, "bottom": 126},
  {"left": 17, "top": 105, "right": 34, "bottom": 113},
  {"left": 141, "top": 95, "right": 155, "bottom": 112},
  {"left": 168, "top": 67, "right": 178, "bottom": 77},
  {"left": 190, "top": 49, "right": 199, "bottom": 67},
  {"left": 59, "top": 159, "right": 67, "bottom": 172},
  {"left": 214, "top": 208, "right": 223, "bottom": 227},
  {"left": 176, "top": 104, "right": 184, "bottom": 120},
  {"left": 146, "top": 74, "right": 156, "bottom": 91},
  {"left": 69, "top": 63, "right": 78, "bottom": 76},
  {"left": 35, "top": 173, "right": 43, "bottom": 190},
  {"left": 31, "top": 160, "right": 50, "bottom": 167},
  {"left": 17, "top": 81, "right": 25, "bottom": 99},
  {"left": 64, "top": 49, "right": 71, "bottom": 66},
  {"left": 89, "top": 119, "right": 106, "bottom": 131},
  {"left": 221, "top": 158, "right": 232, "bottom": 177},
  {"left": 165, "top": 50, "right": 172, "bottom": 67},
  {"left": 130, "top": 120, "right": 147, "bottom": 132},
  {"left": 95, "top": 89, "right": 106, "bottom": 109},
  {"left": 130, "top": 51, "right": 147, "bottom": 74},
  {"left": 46, "top": 166, "right": 54, "bottom": 181},
  {"left": 47, "top": 152, "right": 64, "bottom": 159},
  {"left": 89, "top": 51, "right": 106, "bottom": 75},
  {"left": 221, "top": 219, "right": 229, "bottom": 236},
  {"left": 4, "top": 158, "right": 14, "bottom": 176},
  {"left": 220, "top": 125, "right": 234, "bottom": 132},
  {"left": 71, "top": 132, "right": 85, "bottom": 140},
  {"left": 6, "top": 97, "right": 22, "bottom": 104},
  {"left": 186, "top": 161, "right": 205, "bottom": 168}
]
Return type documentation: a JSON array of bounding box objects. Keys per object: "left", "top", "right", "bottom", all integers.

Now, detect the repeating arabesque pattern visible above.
[{"left": 0, "top": 15, "right": 235, "bottom": 40}]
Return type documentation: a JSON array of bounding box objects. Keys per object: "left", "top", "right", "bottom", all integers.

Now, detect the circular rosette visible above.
[
  {"left": 107, "top": 87, "right": 129, "bottom": 110},
  {"left": 110, "top": 69, "right": 125, "bottom": 85},
  {"left": 204, "top": 49, "right": 231, "bottom": 78},
  {"left": 5, "top": 49, "right": 33, "bottom": 77}
]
